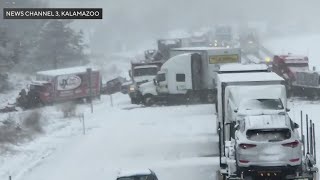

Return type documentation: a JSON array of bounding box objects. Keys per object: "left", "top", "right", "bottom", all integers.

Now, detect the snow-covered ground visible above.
[
  {"left": 1, "top": 34, "right": 320, "bottom": 180},
  {"left": 0, "top": 93, "right": 218, "bottom": 180}
]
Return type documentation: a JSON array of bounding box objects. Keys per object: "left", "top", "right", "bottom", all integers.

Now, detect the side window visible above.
[
  {"left": 157, "top": 73, "right": 166, "bottom": 82},
  {"left": 176, "top": 73, "right": 185, "bottom": 82}
]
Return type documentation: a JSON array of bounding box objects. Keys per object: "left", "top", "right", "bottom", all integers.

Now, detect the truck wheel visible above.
[
  {"left": 143, "top": 95, "right": 155, "bottom": 106},
  {"left": 131, "top": 98, "right": 139, "bottom": 104}
]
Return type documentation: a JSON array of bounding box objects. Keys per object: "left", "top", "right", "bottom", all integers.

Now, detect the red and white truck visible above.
[
  {"left": 17, "top": 66, "right": 101, "bottom": 108},
  {"left": 271, "top": 54, "right": 317, "bottom": 97}
]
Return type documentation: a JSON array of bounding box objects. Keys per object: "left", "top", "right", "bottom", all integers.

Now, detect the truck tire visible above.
[
  {"left": 131, "top": 98, "right": 139, "bottom": 104},
  {"left": 143, "top": 94, "right": 155, "bottom": 106}
]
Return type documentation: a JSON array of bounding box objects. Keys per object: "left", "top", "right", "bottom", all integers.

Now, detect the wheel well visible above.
[{"left": 144, "top": 93, "right": 154, "bottom": 98}]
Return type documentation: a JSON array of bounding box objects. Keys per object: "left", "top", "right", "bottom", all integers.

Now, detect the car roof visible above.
[
  {"left": 117, "top": 169, "right": 152, "bottom": 178},
  {"left": 244, "top": 114, "right": 291, "bottom": 130}
]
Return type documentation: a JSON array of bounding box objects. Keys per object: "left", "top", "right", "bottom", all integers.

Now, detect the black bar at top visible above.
[{"left": 3, "top": 8, "right": 103, "bottom": 19}]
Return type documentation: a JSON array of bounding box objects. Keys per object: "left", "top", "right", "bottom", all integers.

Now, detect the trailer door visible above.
[{"left": 191, "top": 53, "right": 202, "bottom": 90}]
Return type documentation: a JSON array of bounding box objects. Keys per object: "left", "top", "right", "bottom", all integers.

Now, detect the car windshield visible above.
[
  {"left": 240, "top": 99, "right": 284, "bottom": 110},
  {"left": 117, "top": 175, "right": 149, "bottom": 180},
  {"left": 133, "top": 68, "right": 158, "bottom": 77},
  {"left": 246, "top": 128, "right": 291, "bottom": 142}
]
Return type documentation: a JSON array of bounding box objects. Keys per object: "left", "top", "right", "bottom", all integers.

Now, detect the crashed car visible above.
[
  {"left": 234, "top": 114, "right": 302, "bottom": 176},
  {"left": 116, "top": 169, "right": 158, "bottom": 180}
]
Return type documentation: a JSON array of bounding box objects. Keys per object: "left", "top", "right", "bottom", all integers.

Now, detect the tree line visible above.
[{"left": 0, "top": 0, "right": 89, "bottom": 73}]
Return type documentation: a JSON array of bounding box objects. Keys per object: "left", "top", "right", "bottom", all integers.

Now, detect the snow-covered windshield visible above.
[
  {"left": 246, "top": 129, "right": 291, "bottom": 142},
  {"left": 117, "top": 176, "right": 149, "bottom": 180},
  {"left": 240, "top": 99, "right": 284, "bottom": 110},
  {"left": 133, "top": 68, "right": 158, "bottom": 77}
]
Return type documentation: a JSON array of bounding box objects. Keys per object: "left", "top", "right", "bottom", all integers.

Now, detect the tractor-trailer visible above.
[
  {"left": 139, "top": 47, "right": 241, "bottom": 106},
  {"left": 32, "top": 66, "right": 101, "bottom": 104}
]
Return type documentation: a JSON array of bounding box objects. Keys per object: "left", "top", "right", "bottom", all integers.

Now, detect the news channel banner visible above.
[{"left": 3, "top": 8, "right": 103, "bottom": 19}]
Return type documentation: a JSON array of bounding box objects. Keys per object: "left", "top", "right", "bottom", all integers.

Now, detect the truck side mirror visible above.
[
  {"left": 234, "top": 109, "right": 238, "bottom": 113},
  {"left": 128, "top": 70, "right": 132, "bottom": 78},
  {"left": 294, "top": 123, "right": 299, "bottom": 129},
  {"left": 234, "top": 124, "right": 239, "bottom": 130},
  {"left": 286, "top": 108, "right": 290, "bottom": 112}
]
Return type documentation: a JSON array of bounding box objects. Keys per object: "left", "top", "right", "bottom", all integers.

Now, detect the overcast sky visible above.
[{"left": 47, "top": 0, "right": 320, "bottom": 54}]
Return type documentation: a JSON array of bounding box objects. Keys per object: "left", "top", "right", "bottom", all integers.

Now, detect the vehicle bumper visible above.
[
  {"left": 237, "top": 156, "right": 301, "bottom": 168},
  {"left": 129, "top": 91, "right": 142, "bottom": 99},
  {"left": 237, "top": 165, "right": 301, "bottom": 177}
]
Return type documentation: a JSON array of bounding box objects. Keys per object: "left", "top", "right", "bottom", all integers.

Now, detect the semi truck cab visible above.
[{"left": 129, "top": 62, "right": 163, "bottom": 104}]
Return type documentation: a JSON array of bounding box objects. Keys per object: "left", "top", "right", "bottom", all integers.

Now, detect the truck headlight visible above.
[{"left": 129, "top": 86, "right": 135, "bottom": 91}]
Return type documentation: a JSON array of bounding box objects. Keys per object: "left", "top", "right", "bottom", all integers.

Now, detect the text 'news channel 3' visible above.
[{"left": 3, "top": 8, "right": 103, "bottom": 19}]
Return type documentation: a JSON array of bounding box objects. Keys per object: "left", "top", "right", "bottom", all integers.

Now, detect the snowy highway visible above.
[
  {"left": 1, "top": 35, "right": 320, "bottom": 180},
  {"left": 2, "top": 94, "right": 219, "bottom": 180}
]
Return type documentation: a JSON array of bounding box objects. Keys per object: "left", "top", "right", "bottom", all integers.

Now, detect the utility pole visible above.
[{"left": 87, "top": 68, "right": 93, "bottom": 113}]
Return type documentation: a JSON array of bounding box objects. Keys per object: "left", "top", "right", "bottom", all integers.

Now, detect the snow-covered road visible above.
[
  {"left": 2, "top": 94, "right": 219, "bottom": 180},
  {"left": 2, "top": 34, "right": 320, "bottom": 180}
]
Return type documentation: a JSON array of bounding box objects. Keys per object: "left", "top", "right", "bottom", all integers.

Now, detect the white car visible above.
[
  {"left": 234, "top": 114, "right": 302, "bottom": 176},
  {"left": 116, "top": 169, "right": 158, "bottom": 180}
]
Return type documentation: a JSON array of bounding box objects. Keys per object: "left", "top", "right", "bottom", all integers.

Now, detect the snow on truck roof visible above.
[
  {"left": 219, "top": 63, "right": 268, "bottom": 72},
  {"left": 284, "top": 55, "right": 307, "bottom": 60},
  {"left": 118, "top": 169, "right": 152, "bottom": 177},
  {"left": 218, "top": 72, "right": 284, "bottom": 83},
  {"left": 133, "top": 65, "right": 158, "bottom": 69},
  {"left": 245, "top": 115, "right": 290, "bottom": 130},
  {"left": 229, "top": 85, "right": 285, "bottom": 104},
  {"left": 37, "top": 66, "right": 99, "bottom": 76},
  {"left": 171, "top": 47, "right": 233, "bottom": 51}
]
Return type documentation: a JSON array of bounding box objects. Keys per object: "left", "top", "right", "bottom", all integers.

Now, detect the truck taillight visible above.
[
  {"left": 239, "top": 143, "right": 256, "bottom": 149},
  {"left": 282, "top": 140, "right": 299, "bottom": 148},
  {"left": 289, "top": 158, "right": 300, "bottom": 162},
  {"left": 239, "top": 160, "right": 250, "bottom": 163}
]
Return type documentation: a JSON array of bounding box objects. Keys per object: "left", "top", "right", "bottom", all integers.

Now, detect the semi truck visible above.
[
  {"left": 16, "top": 66, "right": 101, "bottom": 109},
  {"left": 128, "top": 61, "right": 163, "bottom": 104},
  {"left": 145, "top": 38, "right": 183, "bottom": 61},
  {"left": 215, "top": 72, "right": 318, "bottom": 179},
  {"left": 138, "top": 47, "right": 242, "bottom": 106},
  {"left": 271, "top": 54, "right": 320, "bottom": 98},
  {"left": 128, "top": 38, "right": 183, "bottom": 104}
]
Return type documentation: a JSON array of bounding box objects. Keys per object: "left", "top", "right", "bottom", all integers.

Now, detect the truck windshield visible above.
[
  {"left": 240, "top": 99, "right": 284, "bottom": 110},
  {"left": 29, "top": 85, "right": 46, "bottom": 92},
  {"left": 117, "top": 176, "right": 149, "bottom": 180},
  {"left": 133, "top": 67, "right": 158, "bottom": 77},
  {"left": 246, "top": 128, "right": 291, "bottom": 142},
  {"left": 286, "top": 63, "right": 308, "bottom": 67},
  {"left": 156, "top": 73, "right": 166, "bottom": 82}
]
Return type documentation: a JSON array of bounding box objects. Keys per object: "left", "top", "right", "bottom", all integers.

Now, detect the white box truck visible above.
[
  {"left": 216, "top": 72, "right": 318, "bottom": 180},
  {"left": 216, "top": 72, "right": 286, "bottom": 134}
]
